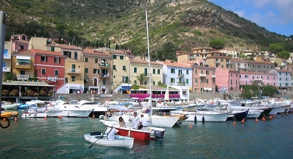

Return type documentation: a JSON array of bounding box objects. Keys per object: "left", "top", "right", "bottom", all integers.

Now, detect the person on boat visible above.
[
  {"left": 105, "top": 125, "right": 119, "bottom": 140},
  {"left": 129, "top": 112, "right": 140, "bottom": 129},
  {"left": 138, "top": 114, "right": 148, "bottom": 130},
  {"left": 118, "top": 117, "right": 126, "bottom": 127}
]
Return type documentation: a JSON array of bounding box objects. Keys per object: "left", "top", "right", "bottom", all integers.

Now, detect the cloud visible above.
[{"left": 234, "top": 10, "right": 245, "bottom": 17}]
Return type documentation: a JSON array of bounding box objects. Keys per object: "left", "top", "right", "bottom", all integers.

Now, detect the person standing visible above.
[
  {"left": 139, "top": 114, "right": 148, "bottom": 130},
  {"left": 130, "top": 112, "right": 140, "bottom": 129}
]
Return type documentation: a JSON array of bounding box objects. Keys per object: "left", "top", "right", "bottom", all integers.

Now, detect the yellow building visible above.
[
  {"left": 11, "top": 50, "right": 35, "bottom": 81},
  {"left": 111, "top": 50, "right": 132, "bottom": 89},
  {"left": 60, "top": 58, "right": 85, "bottom": 94},
  {"left": 129, "top": 59, "right": 163, "bottom": 86},
  {"left": 47, "top": 43, "right": 83, "bottom": 61}
]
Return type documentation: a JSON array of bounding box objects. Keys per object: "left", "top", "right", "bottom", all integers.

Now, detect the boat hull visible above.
[
  {"left": 183, "top": 111, "right": 229, "bottom": 122},
  {"left": 84, "top": 134, "right": 134, "bottom": 149}
]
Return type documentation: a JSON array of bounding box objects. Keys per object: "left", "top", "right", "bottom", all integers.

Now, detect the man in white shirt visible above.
[
  {"left": 130, "top": 112, "right": 140, "bottom": 129},
  {"left": 104, "top": 125, "right": 119, "bottom": 140},
  {"left": 139, "top": 114, "right": 148, "bottom": 130}
]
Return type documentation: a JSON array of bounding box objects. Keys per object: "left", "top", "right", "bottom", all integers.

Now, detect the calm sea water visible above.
[{"left": 1, "top": 112, "right": 293, "bottom": 159}]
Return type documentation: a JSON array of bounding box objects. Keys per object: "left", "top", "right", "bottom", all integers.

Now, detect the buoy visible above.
[
  {"left": 269, "top": 115, "right": 272, "bottom": 120},
  {"left": 241, "top": 118, "right": 245, "bottom": 124},
  {"left": 59, "top": 115, "right": 62, "bottom": 119},
  {"left": 14, "top": 117, "right": 18, "bottom": 121},
  {"left": 233, "top": 121, "right": 236, "bottom": 125},
  {"left": 92, "top": 114, "right": 95, "bottom": 119},
  {"left": 194, "top": 116, "right": 197, "bottom": 123},
  {"left": 262, "top": 116, "right": 266, "bottom": 121},
  {"left": 255, "top": 118, "right": 259, "bottom": 122},
  {"left": 3, "top": 118, "right": 6, "bottom": 121},
  {"left": 202, "top": 116, "right": 205, "bottom": 123},
  {"left": 44, "top": 117, "right": 47, "bottom": 120},
  {"left": 189, "top": 124, "right": 193, "bottom": 128}
]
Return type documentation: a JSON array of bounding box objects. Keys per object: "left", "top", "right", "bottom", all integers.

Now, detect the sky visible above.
[{"left": 208, "top": 0, "right": 293, "bottom": 37}]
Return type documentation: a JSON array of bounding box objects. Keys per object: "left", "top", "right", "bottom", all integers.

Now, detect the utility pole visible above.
[{"left": 0, "top": 11, "right": 8, "bottom": 111}]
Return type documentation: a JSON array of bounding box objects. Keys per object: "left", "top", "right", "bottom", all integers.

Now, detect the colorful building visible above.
[
  {"left": 11, "top": 50, "right": 35, "bottom": 81},
  {"left": 268, "top": 69, "right": 291, "bottom": 89},
  {"left": 239, "top": 71, "right": 277, "bottom": 87},
  {"left": 215, "top": 68, "right": 239, "bottom": 92}
]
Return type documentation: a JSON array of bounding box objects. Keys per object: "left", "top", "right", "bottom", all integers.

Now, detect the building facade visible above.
[{"left": 215, "top": 68, "right": 239, "bottom": 92}]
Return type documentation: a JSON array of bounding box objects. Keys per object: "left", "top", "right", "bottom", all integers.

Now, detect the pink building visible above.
[
  {"left": 215, "top": 68, "right": 239, "bottom": 92},
  {"left": 239, "top": 71, "right": 277, "bottom": 87},
  {"left": 187, "top": 59, "right": 216, "bottom": 93},
  {"left": 10, "top": 34, "right": 29, "bottom": 52}
]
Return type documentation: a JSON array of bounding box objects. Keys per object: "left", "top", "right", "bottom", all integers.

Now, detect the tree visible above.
[
  {"left": 277, "top": 51, "right": 290, "bottom": 59},
  {"left": 136, "top": 73, "right": 147, "bottom": 85},
  {"left": 209, "top": 39, "right": 226, "bottom": 49},
  {"left": 268, "top": 43, "right": 286, "bottom": 54},
  {"left": 4, "top": 73, "right": 15, "bottom": 81},
  {"left": 261, "top": 85, "right": 278, "bottom": 97}
]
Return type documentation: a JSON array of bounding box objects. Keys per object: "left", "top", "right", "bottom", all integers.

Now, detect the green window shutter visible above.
[{"left": 85, "top": 68, "right": 88, "bottom": 73}]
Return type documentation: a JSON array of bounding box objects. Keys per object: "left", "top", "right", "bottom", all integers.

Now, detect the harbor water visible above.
[{"left": 1, "top": 113, "right": 293, "bottom": 159}]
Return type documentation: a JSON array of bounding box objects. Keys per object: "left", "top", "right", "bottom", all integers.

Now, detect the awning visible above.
[
  {"left": 121, "top": 86, "right": 131, "bottom": 90},
  {"left": 17, "top": 59, "right": 30, "bottom": 63},
  {"left": 16, "top": 56, "right": 30, "bottom": 60}
]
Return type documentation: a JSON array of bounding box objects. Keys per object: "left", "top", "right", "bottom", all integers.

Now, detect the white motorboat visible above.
[
  {"left": 84, "top": 134, "right": 134, "bottom": 149},
  {"left": 2, "top": 101, "right": 20, "bottom": 110},
  {"left": 106, "top": 111, "right": 179, "bottom": 128},
  {"left": 172, "top": 110, "right": 230, "bottom": 122}
]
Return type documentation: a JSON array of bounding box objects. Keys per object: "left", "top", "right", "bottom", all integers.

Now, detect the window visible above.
[
  {"left": 153, "top": 69, "right": 156, "bottom": 74},
  {"left": 71, "top": 76, "right": 75, "bottom": 82},
  {"left": 212, "top": 78, "right": 215, "bottom": 84},
  {"left": 54, "top": 70, "right": 59, "bottom": 76},
  {"left": 252, "top": 76, "right": 254, "bottom": 79},
  {"left": 65, "top": 78, "right": 68, "bottom": 83},
  {"left": 186, "top": 79, "right": 189, "bottom": 84},
  {"left": 85, "top": 58, "right": 88, "bottom": 62},
  {"left": 267, "top": 76, "right": 269, "bottom": 79},
  {"left": 258, "top": 65, "right": 260, "bottom": 68},
  {"left": 123, "top": 66, "right": 126, "bottom": 71},
  {"left": 206, "top": 71, "right": 209, "bottom": 75},
  {"left": 41, "top": 55, "right": 47, "bottom": 62},
  {"left": 4, "top": 49, "right": 8, "bottom": 57},
  {"left": 74, "top": 52, "right": 78, "bottom": 59},
  {"left": 20, "top": 70, "right": 25, "bottom": 75},
  {"left": 186, "top": 70, "right": 189, "bottom": 75},
  {"left": 279, "top": 72, "right": 281, "bottom": 75},
  {"left": 206, "top": 79, "right": 208, "bottom": 83},
  {"left": 54, "top": 57, "right": 60, "bottom": 63},
  {"left": 113, "top": 55, "right": 117, "bottom": 59},
  {"left": 120, "top": 56, "right": 124, "bottom": 60},
  {"left": 157, "top": 69, "right": 160, "bottom": 74},
  {"left": 95, "top": 59, "right": 98, "bottom": 63},
  {"left": 171, "top": 68, "right": 175, "bottom": 74},
  {"left": 93, "top": 69, "right": 99, "bottom": 74},
  {"left": 231, "top": 79, "right": 233, "bottom": 85},
  {"left": 171, "top": 78, "right": 175, "bottom": 83},
  {"left": 201, "top": 70, "right": 203, "bottom": 74},
  {"left": 195, "top": 69, "right": 197, "bottom": 74},
  {"left": 51, "top": 47, "right": 55, "bottom": 51},
  {"left": 239, "top": 75, "right": 241, "bottom": 78},
  {"left": 85, "top": 68, "right": 88, "bottom": 73},
  {"left": 41, "top": 68, "right": 46, "bottom": 74},
  {"left": 195, "top": 78, "right": 197, "bottom": 83},
  {"left": 134, "top": 67, "right": 137, "bottom": 73},
  {"left": 134, "top": 80, "right": 137, "bottom": 85},
  {"left": 113, "top": 65, "right": 116, "bottom": 70},
  {"left": 153, "top": 81, "right": 155, "bottom": 85}
]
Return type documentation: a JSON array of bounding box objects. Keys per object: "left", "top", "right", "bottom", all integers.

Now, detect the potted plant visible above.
[
  {"left": 39, "top": 90, "right": 47, "bottom": 96},
  {"left": 9, "top": 89, "right": 19, "bottom": 96},
  {"left": 2, "top": 89, "right": 9, "bottom": 96}
]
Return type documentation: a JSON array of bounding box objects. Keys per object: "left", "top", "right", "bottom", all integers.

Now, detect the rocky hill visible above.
[{"left": 1, "top": 0, "right": 292, "bottom": 60}]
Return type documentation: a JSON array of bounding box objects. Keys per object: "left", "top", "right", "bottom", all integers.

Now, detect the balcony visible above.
[
  {"left": 15, "top": 63, "right": 31, "bottom": 69},
  {"left": 3, "top": 54, "right": 11, "bottom": 59},
  {"left": 17, "top": 75, "right": 29, "bottom": 81},
  {"left": 215, "top": 61, "right": 220, "bottom": 64},
  {"left": 98, "top": 63, "right": 111, "bottom": 69},
  {"left": 199, "top": 74, "right": 206, "bottom": 77},
  {"left": 2, "top": 67, "right": 11, "bottom": 72},
  {"left": 68, "top": 69, "right": 81, "bottom": 74},
  {"left": 99, "top": 74, "right": 110, "bottom": 79},
  {"left": 212, "top": 74, "right": 216, "bottom": 78},
  {"left": 226, "top": 61, "right": 231, "bottom": 65}
]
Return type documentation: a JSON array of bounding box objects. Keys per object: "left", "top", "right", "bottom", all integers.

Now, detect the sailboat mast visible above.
[{"left": 145, "top": 9, "right": 152, "bottom": 124}]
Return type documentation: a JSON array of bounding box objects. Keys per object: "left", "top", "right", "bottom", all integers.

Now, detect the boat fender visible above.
[
  {"left": 202, "top": 116, "right": 205, "bottom": 123},
  {"left": 194, "top": 116, "right": 197, "bottom": 123}
]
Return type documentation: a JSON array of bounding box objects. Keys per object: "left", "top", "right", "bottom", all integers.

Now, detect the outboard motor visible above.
[{"left": 154, "top": 130, "right": 164, "bottom": 138}]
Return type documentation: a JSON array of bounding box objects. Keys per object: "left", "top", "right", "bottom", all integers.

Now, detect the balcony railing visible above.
[
  {"left": 2, "top": 67, "right": 11, "bottom": 72},
  {"left": 3, "top": 54, "right": 11, "bottom": 59},
  {"left": 68, "top": 69, "right": 81, "bottom": 74},
  {"left": 215, "top": 61, "right": 220, "bottom": 64},
  {"left": 15, "top": 62, "right": 31, "bottom": 69},
  {"left": 98, "top": 63, "right": 110, "bottom": 68},
  {"left": 99, "top": 74, "right": 110, "bottom": 78},
  {"left": 17, "top": 75, "right": 29, "bottom": 81},
  {"left": 199, "top": 74, "right": 206, "bottom": 77},
  {"left": 212, "top": 74, "right": 216, "bottom": 78}
]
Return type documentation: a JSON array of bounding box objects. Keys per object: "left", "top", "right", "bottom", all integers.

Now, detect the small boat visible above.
[
  {"left": 2, "top": 101, "right": 20, "bottom": 110},
  {"left": 84, "top": 133, "right": 134, "bottom": 149},
  {"left": 0, "top": 111, "right": 18, "bottom": 118}
]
